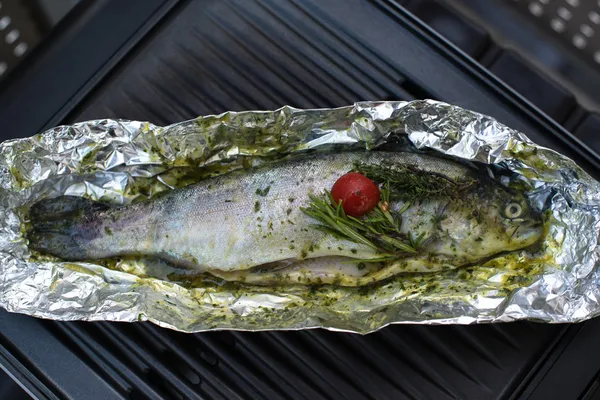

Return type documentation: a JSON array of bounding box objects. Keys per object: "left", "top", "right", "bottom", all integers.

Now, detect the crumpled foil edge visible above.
[{"left": 0, "top": 99, "right": 598, "bottom": 334}]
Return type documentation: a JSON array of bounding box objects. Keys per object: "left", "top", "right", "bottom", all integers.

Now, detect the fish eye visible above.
[{"left": 504, "top": 202, "right": 522, "bottom": 219}]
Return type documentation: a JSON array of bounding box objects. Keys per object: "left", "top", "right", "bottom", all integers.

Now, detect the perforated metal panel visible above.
[
  {"left": 508, "top": 0, "right": 600, "bottom": 67},
  {"left": 0, "top": 0, "right": 42, "bottom": 79}
]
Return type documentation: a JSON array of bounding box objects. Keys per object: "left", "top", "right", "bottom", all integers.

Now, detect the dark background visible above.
[{"left": 1, "top": 1, "right": 600, "bottom": 399}]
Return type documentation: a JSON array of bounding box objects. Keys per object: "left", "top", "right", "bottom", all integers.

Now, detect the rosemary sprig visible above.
[{"left": 301, "top": 184, "right": 425, "bottom": 257}]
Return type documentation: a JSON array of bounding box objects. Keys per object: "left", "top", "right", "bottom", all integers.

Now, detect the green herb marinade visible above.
[{"left": 10, "top": 102, "right": 569, "bottom": 332}]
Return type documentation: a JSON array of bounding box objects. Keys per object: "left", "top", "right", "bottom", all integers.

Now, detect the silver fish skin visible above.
[{"left": 27, "top": 152, "right": 542, "bottom": 285}]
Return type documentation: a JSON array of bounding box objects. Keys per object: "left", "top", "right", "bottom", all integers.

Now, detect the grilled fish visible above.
[{"left": 27, "top": 152, "right": 543, "bottom": 286}]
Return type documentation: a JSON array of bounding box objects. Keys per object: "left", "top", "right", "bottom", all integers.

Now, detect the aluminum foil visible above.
[{"left": 1, "top": 99, "right": 599, "bottom": 333}]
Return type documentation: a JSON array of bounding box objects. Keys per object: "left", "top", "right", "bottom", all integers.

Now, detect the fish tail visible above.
[
  {"left": 27, "top": 196, "right": 110, "bottom": 260},
  {"left": 29, "top": 195, "right": 109, "bottom": 221}
]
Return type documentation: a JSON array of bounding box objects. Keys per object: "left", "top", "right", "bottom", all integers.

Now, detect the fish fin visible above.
[
  {"left": 212, "top": 257, "right": 457, "bottom": 287},
  {"left": 27, "top": 229, "right": 83, "bottom": 259},
  {"left": 29, "top": 195, "right": 109, "bottom": 221},
  {"left": 210, "top": 257, "right": 378, "bottom": 285},
  {"left": 352, "top": 257, "right": 456, "bottom": 286},
  {"left": 27, "top": 196, "right": 110, "bottom": 260}
]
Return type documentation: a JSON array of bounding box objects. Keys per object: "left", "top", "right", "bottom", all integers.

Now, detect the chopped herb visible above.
[
  {"left": 408, "top": 231, "right": 428, "bottom": 248},
  {"left": 254, "top": 201, "right": 261, "bottom": 212},
  {"left": 431, "top": 211, "right": 448, "bottom": 229},
  {"left": 286, "top": 208, "right": 292, "bottom": 215},
  {"left": 255, "top": 186, "right": 271, "bottom": 197}
]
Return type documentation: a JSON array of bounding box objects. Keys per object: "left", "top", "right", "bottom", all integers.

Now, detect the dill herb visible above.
[{"left": 353, "top": 161, "right": 477, "bottom": 202}]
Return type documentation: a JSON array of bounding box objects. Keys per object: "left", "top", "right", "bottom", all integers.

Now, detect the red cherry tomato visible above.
[{"left": 330, "top": 172, "right": 380, "bottom": 217}]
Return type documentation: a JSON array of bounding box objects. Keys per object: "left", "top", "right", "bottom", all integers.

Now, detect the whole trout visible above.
[{"left": 27, "top": 152, "right": 543, "bottom": 286}]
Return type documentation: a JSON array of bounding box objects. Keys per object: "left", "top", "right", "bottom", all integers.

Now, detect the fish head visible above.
[
  {"left": 437, "top": 184, "right": 543, "bottom": 260},
  {"left": 489, "top": 184, "right": 543, "bottom": 246}
]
